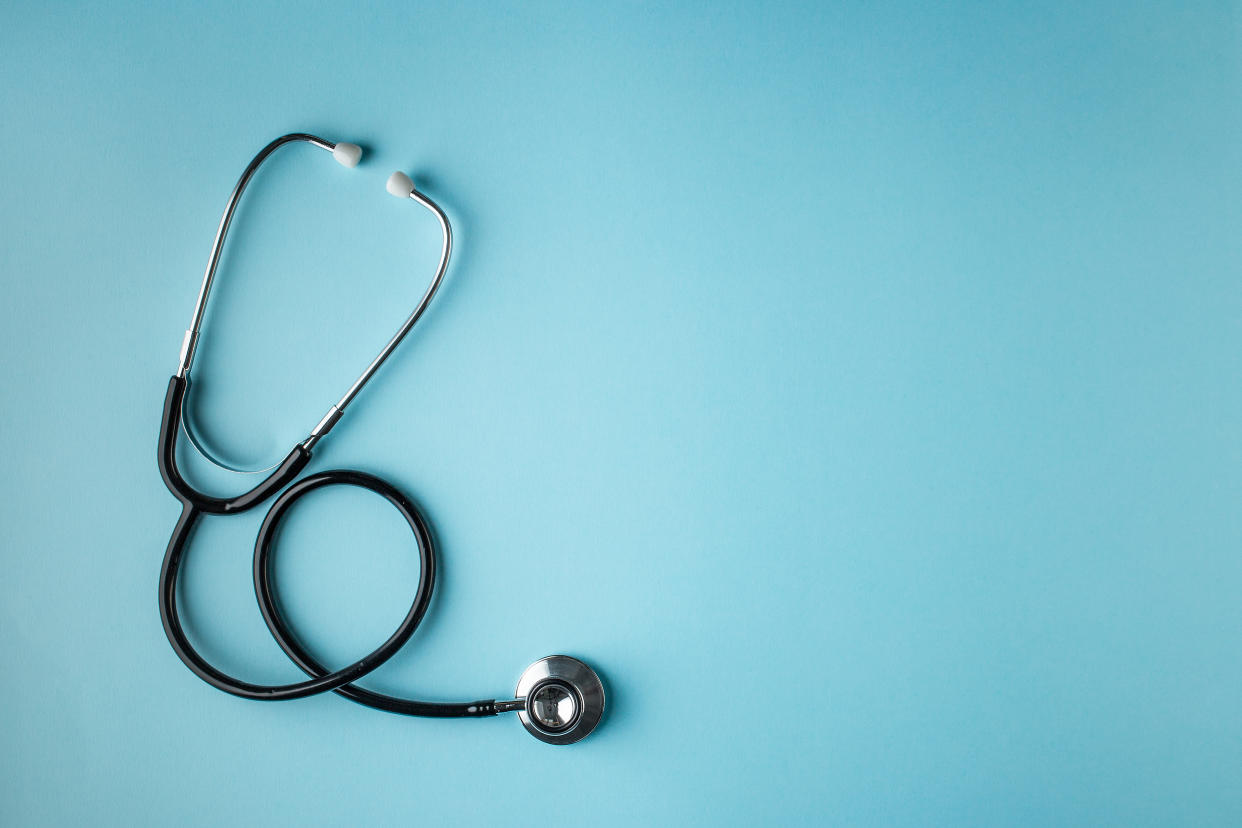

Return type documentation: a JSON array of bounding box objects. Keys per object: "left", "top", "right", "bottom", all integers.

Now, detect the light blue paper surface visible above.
[{"left": 1, "top": 2, "right": 1239, "bottom": 824}]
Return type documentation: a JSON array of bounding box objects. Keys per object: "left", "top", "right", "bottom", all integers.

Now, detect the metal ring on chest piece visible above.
[{"left": 515, "top": 655, "right": 605, "bottom": 745}]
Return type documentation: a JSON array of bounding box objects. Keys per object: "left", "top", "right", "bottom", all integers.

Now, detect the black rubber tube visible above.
[
  {"left": 156, "top": 375, "right": 496, "bottom": 716},
  {"left": 253, "top": 471, "right": 494, "bottom": 717},
  {"left": 158, "top": 376, "right": 311, "bottom": 514}
]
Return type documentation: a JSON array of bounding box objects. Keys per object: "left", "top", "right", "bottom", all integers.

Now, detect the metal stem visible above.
[{"left": 493, "top": 699, "right": 526, "bottom": 714}]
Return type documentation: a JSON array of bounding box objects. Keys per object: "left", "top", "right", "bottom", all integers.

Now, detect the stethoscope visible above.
[{"left": 156, "top": 132, "right": 605, "bottom": 745}]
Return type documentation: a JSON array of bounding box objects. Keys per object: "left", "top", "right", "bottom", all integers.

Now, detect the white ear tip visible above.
[
  {"left": 332, "top": 142, "right": 362, "bottom": 168},
  {"left": 387, "top": 171, "right": 415, "bottom": 198}
]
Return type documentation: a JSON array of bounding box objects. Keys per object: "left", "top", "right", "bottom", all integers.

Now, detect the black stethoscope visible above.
[{"left": 156, "top": 133, "right": 604, "bottom": 745}]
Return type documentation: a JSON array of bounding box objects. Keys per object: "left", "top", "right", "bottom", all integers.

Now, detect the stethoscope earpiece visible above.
[
  {"left": 331, "top": 142, "right": 362, "bottom": 168},
  {"left": 386, "top": 170, "right": 415, "bottom": 198},
  {"left": 510, "top": 656, "right": 606, "bottom": 745}
]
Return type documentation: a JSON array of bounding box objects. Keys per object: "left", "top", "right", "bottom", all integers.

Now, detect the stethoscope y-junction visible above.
[{"left": 156, "top": 133, "right": 604, "bottom": 745}]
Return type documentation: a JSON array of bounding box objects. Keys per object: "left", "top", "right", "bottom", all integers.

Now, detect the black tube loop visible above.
[
  {"left": 159, "top": 376, "right": 310, "bottom": 514},
  {"left": 156, "top": 376, "right": 496, "bottom": 717}
]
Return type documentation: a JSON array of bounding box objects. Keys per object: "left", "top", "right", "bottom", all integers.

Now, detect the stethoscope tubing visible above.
[
  {"left": 254, "top": 471, "right": 496, "bottom": 717},
  {"left": 158, "top": 377, "right": 497, "bottom": 717}
]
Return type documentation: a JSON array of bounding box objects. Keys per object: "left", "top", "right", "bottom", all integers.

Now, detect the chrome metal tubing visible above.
[
  {"left": 302, "top": 184, "right": 453, "bottom": 451},
  {"left": 174, "top": 131, "right": 454, "bottom": 465},
  {"left": 177, "top": 133, "right": 334, "bottom": 378}
]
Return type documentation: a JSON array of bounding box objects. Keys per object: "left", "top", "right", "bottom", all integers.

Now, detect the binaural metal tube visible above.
[
  {"left": 174, "top": 131, "right": 453, "bottom": 469},
  {"left": 302, "top": 184, "right": 452, "bottom": 450},
  {"left": 177, "top": 133, "right": 334, "bottom": 378}
]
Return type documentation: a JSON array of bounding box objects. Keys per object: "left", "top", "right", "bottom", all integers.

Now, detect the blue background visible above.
[{"left": 1, "top": 1, "right": 1239, "bottom": 824}]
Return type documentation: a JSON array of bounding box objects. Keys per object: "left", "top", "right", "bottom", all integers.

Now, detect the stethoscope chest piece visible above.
[{"left": 515, "top": 656, "right": 605, "bottom": 745}]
